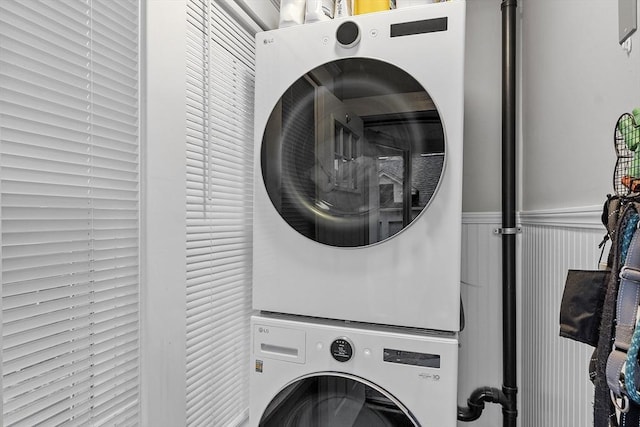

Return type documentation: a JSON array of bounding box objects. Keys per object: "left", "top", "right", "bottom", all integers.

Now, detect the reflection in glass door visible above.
[
  {"left": 261, "top": 58, "right": 445, "bottom": 247},
  {"left": 259, "top": 374, "right": 418, "bottom": 427}
]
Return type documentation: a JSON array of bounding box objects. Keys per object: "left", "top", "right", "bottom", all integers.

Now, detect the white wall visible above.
[
  {"left": 463, "top": 0, "right": 503, "bottom": 213},
  {"left": 458, "top": 4, "right": 510, "bottom": 425},
  {"left": 521, "top": 0, "right": 640, "bottom": 211},
  {"left": 458, "top": 214, "right": 504, "bottom": 427},
  {"left": 143, "top": 1, "right": 189, "bottom": 426}
]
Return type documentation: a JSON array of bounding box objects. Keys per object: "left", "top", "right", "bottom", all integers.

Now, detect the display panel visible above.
[
  {"left": 261, "top": 58, "right": 445, "bottom": 247},
  {"left": 383, "top": 348, "right": 440, "bottom": 368}
]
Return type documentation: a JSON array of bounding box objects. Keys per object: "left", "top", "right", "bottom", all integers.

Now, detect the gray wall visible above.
[
  {"left": 521, "top": 0, "right": 640, "bottom": 211},
  {"left": 463, "top": 0, "right": 503, "bottom": 212},
  {"left": 463, "top": 0, "right": 640, "bottom": 213}
]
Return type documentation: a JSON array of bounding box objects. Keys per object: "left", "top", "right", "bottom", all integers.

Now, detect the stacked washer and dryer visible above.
[{"left": 250, "top": 2, "right": 465, "bottom": 426}]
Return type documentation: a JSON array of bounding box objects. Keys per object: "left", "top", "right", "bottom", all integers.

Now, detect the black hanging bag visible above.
[{"left": 559, "top": 269, "right": 610, "bottom": 347}]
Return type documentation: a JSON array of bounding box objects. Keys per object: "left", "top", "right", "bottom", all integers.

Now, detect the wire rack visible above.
[{"left": 614, "top": 112, "right": 640, "bottom": 196}]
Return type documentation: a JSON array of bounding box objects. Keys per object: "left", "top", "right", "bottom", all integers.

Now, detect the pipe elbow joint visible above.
[
  {"left": 472, "top": 386, "right": 506, "bottom": 405},
  {"left": 458, "top": 387, "right": 507, "bottom": 423}
]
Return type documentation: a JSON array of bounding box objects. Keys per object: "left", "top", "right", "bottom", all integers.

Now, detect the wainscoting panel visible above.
[
  {"left": 461, "top": 208, "right": 604, "bottom": 427},
  {"left": 520, "top": 207, "right": 605, "bottom": 427},
  {"left": 459, "top": 214, "right": 504, "bottom": 427}
]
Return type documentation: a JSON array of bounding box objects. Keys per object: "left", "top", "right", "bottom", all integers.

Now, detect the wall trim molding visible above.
[
  {"left": 463, "top": 206, "right": 604, "bottom": 229},
  {"left": 462, "top": 212, "right": 501, "bottom": 224},
  {"left": 519, "top": 205, "right": 603, "bottom": 229}
]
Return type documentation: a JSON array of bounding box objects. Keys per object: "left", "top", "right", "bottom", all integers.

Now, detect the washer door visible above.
[
  {"left": 261, "top": 58, "right": 444, "bottom": 248},
  {"left": 259, "top": 373, "right": 419, "bottom": 427}
]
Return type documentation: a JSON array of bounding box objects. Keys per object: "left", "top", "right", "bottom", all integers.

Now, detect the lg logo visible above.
[
  {"left": 258, "top": 327, "right": 269, "bottom": 334},
  {"left": 263, "top": 38, "right": 274, "bottom": 45},
  {"left": 419, "top": 373, "right": 441, "bottom": 381}
]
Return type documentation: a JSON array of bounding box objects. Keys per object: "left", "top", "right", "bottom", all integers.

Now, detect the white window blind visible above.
[
  {"left": 185, "top": 1, "right": 255, "bottom": 425},
  {"left": 0, "top": 0, "right": 140, "bottom": 425}
]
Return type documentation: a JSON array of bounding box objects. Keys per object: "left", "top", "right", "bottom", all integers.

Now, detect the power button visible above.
[{"left": 330, "top": 337, "right": 354, "bottom": 362}]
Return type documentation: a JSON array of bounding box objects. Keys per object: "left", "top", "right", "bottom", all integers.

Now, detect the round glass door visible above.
[
  {"left": 259, "top": 374, "right": 418, "bottom": 427},
  {"left": 261, "top": 58, "right": 445, "bottom": 247}
]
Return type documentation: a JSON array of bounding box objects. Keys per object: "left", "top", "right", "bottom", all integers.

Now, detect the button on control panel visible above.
[{"left": 330, "top": 337, "right": 354, "bottom": 362}]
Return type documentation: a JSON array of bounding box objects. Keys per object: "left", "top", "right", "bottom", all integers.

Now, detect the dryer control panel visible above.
[{"left": 336, "top": 21, "right": 360, "bottom": 48}]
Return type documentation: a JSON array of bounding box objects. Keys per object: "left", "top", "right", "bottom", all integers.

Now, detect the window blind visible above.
[
  {"left": 0, "top": 0, "right": 140, "bottom": 425},
  {"left": 185, "top": 1, "right": 255, "bottom": 426}
]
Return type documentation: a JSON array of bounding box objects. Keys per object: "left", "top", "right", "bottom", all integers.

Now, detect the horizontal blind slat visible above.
[
  {"left": 185, "top": 0, "right": 253, "bottom": 424},
  {"left": 1, "top": 0, "right": 140, "bottom": 424}
]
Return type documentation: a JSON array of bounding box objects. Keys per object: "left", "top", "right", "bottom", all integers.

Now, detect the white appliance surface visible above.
[
  {"left": 249, "top": 314, "right": 459, "bottom": 427},
  {"left": 253, "top": 1, "right": 465, "bottom": 331}
]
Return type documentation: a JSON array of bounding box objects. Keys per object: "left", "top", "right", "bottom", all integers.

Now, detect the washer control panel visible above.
[
  {"left": 383, "top": 348, "right": 440, "bottom": 368},
  {"left": 330, "top": 337, "right": 354, "bottom": 362}
]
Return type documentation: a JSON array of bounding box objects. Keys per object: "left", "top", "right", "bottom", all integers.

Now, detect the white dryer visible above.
[
  {"left": 253, "top": 2, "right": 465, "bottom": 331},
  {"left": 249, "top": 314, "right": 459, "bottom": 427}
]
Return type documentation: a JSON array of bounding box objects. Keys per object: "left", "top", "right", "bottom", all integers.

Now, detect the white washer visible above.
[
  {"left": 249, "top": 314, "right": 459, "bottom": 427},
  {"left": 253, "top": 2, "right": 465, "bottom": 331}
]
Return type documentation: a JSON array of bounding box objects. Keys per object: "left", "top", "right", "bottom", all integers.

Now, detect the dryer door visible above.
[
  {"left": 259, "top": 373, "right": 419, "bottom": 427},
  {"left": 261, "top": 57, "right": 445, "bottom": 248}
]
